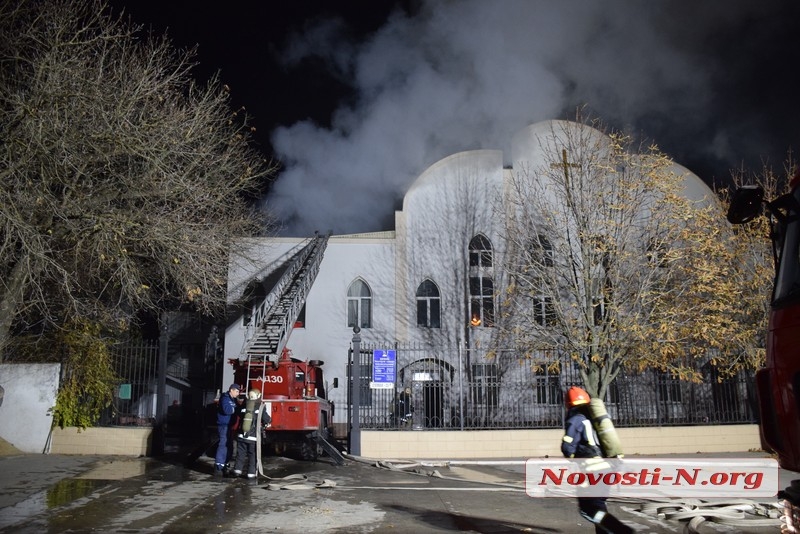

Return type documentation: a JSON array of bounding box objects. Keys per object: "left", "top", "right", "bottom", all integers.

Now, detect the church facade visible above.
[{"left": 223, "top": 120, "right": 749, "bottom": 430}]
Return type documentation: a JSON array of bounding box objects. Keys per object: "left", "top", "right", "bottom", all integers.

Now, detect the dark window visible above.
[
  {"left": 294, "top": 304, "right": 306, "bottom": 328},
  {"left": 470, "top": 277, "right": 494, "bottom": 327},
  {"left": 534, "top": 366, "right": 561, "bottom": 405},
  {"left": 606, "top": 380, "right": 621, "bottom": 405},
  {"left": 416, "top": 279, "right": 441, "bottom": 328},
  {"left": 529, "top": 234, "right": 554, "bottom": 267},
  {"left": 469, "top": 235, "right": 493, "bottom": 267},
  {"left": 656, "top": 371, "right": 682, "bottom": 403},
  {"left": 533, "top": 295, "right": 554, "bottom": 326},
  {"left": 349, "top": 359, "right": 373, "bottom": 408},
  {"left": 592, "top": 296, "right": 607, "bottom": 325},
  {"left": 471, "top": 364, "right": 499, "bottom": 407},
  {"left": 347, "top": 279, "right": 372, "bottom": 329}
]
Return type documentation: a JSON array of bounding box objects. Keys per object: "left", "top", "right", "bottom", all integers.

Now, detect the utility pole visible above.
[
  {"left": 350, "top": 326, "right": 361, "bottom": 456},
  {"left": 154, "top": 314, "right": 169, "bottom": 456}
]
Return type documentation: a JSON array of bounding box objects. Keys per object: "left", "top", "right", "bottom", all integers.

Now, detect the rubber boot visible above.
[{"left": 598, "top": 512, "right": 633, "bottom": 534}]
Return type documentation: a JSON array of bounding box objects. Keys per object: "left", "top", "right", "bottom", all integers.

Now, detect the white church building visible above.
[{"left": 222, "top": 120, "right": 744, "bottom": 432}]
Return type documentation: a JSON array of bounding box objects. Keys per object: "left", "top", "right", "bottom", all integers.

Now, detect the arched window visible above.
[
  {"left": 347, "top": 279, "right": 372, "bottom": 329},
  {"left": 469, "top": 235, "right": 493, "bottom": 267},
  {"left": 416, "top": 279, "right": 441, "bottom": 328},
  {"left": 468, "top": 235, "right": 494, "bottom": 327}
]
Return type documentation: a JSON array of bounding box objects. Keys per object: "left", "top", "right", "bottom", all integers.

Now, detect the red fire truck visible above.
[
  {"left": 230, "top": 349, "right": 341, "bottom": 463},
  {"left": 727, "top": 176, "right": 800, "bottom": 528}
]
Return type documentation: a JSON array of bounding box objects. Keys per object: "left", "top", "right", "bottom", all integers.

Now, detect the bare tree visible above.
[
  {"left": 0, "top": 0, "right": 276, "bottom": 359},
  {"left": 500, "top": 116, "right": 732, "bottom": 398}
]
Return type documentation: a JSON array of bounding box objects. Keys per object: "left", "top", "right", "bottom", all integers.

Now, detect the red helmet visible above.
[{"left": 565, "top": 386, "right": 590, "bottom": 408}]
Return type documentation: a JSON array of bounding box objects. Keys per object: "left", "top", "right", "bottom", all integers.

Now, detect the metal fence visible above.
[
  {"left": 99, "top": 340, "right": 160, "bottom": 427},
  {"left": 348, "top": 343, "right": 757, "bottom": 431}
]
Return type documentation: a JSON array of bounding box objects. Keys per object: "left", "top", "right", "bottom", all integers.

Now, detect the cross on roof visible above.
[
  {"left": 551, "top": 148, "right": 580, "bottom": 180},
  {"left": 551, "top": 148, "right": 580, "bottom": 207}
]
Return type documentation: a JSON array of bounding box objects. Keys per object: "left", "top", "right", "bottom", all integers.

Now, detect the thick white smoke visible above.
[{"left": 267, "top": 0, "right": 798, "bottom": 236}]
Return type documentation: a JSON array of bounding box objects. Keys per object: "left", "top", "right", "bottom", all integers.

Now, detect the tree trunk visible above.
[
  {"left": 581, "top": 365, "right": 600, "bottom": 398},
  {"left": 0, "top": 260, "right": 29, "bottom": 362}
]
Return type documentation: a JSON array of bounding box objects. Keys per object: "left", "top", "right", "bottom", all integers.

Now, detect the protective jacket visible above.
[
  {"left": 216, "top": 392, "right": 238, "bottom": 426},
  {"left": 561, "top": 407, "right": 603, "bottom": 458}
]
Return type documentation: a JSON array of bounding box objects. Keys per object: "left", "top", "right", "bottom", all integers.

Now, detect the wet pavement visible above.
[{"left": 0, "top": 446, "right": 791, "bottom": 533}]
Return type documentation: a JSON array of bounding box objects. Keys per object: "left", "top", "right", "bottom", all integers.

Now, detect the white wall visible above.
[
  {"left": 286, "top": 235, "right": 396, "bottom": 408},
  {"left": 401, "top": 149, "right": 505, "bottom": 343},
  {"left": 224, "top": 234, "right": 396, "bottom": 410},
  {"left": 0, "top": 363, "right": 60, "bottom": 453}
]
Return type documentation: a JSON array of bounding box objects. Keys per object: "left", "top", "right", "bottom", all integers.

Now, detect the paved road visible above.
[{"left": 0, "top": 449, "right": 789, "bottom": 533}]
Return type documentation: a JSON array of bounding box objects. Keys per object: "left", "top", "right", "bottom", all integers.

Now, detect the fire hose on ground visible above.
[
  {"left": 246, "top": 401, "right": 783, "bottom": 531},
  {"left": 345, "top": 453, "right": 784, "bottom": 532}
]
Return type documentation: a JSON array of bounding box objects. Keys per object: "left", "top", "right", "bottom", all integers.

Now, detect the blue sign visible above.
[{"left": 371, "top": 349, "right": 396, "bottom": 389}]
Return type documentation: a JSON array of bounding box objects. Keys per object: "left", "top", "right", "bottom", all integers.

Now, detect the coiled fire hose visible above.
[{"left": 247, "top": 402, "right": 334, "bottom": 490}]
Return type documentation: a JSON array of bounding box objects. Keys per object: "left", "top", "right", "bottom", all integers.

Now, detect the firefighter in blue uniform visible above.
[
  {"left": 214, "top": 383, "right": 241, "bottom": 476},
  {"left": 561, "top": 386, "right": 632, "bottom": 534}
]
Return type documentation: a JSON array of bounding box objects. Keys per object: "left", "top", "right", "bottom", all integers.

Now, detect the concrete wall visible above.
[
  {"left": 360, "top": 424, "right": 761, "bottom": 459},
  {"left": 48, "top": 427, "right": 152, "bottom": 456},
  {"left": 0, "top": 363, "right": 60, "bottom": 453},
  {"left": 38, "top": 423, "right": 760, "bottom": 458}
]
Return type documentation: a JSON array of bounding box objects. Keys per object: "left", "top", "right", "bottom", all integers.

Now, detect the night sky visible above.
[{"left": 108, "top": 1, "right": 800, "bottom": 236}]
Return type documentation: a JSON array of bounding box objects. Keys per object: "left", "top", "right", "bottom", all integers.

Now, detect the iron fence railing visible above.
[
  {"left": 99, "top": 337, "right": 757, "bottom": 432},
  {"left": 99, "top": 340, "right": 160, "bottom": 427},
  {"left": 348, "top": 343, "right": 757, "bottom": 431}
]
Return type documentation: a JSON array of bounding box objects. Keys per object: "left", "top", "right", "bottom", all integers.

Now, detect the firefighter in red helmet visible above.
[{"left": 561, "top": 386, "right": 632, "bottom": 534}]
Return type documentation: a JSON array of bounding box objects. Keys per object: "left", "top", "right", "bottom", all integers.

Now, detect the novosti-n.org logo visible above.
[{"left": 525, "top": 457, "right": 779, "bottom": 498}]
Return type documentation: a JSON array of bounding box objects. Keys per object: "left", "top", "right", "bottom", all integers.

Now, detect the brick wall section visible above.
[
  {"left": 361, "top": 424, "right": 761, "bottom": 459},
  {"left": 49, "top": 427, "right": 152, "bottom": 456}
]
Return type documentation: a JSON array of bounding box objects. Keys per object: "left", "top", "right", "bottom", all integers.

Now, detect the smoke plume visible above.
[{"left": 267, "top": 0, "right": 800, "bottom": 236}]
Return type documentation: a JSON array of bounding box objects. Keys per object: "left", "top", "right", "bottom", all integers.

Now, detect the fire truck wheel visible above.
[{"left": 299, "top": 441, "right": 318, "bottom": 461}]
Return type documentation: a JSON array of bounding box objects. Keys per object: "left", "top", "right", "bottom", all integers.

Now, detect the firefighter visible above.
[
  {"left": 214, "top": 383, "right": 241, "bottom": 476},
  {"left": 231, "top": 389, "right": 268, "bottom": 479},
  {"left": 561, "top": 386, "right": 632, "bottom": 534}
]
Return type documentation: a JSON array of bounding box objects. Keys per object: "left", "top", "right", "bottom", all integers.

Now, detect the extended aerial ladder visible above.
[
  {"left": 231, "top": 232, "right": 345, "bottom": 465},
  {"left": 240, "top": 232, "right": 329, "bottom": 364}
]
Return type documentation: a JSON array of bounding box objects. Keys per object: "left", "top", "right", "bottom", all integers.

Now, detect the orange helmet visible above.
[{"left": 565, "top": 386, "right": 590, "bottom": 408}]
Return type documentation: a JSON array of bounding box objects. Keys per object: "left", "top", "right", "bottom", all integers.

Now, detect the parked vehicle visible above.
[{"left": 727, "top": 177, "right": 800, "bottom": 529}]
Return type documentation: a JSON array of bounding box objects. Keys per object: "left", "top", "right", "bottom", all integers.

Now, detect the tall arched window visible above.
[
  {"left": 416, "top": 279, "right": 441, "bottom": 328},
  {"left": 469, "top": 235, "right": 493, "bottom": 267},
  {"left": 347, "top": 279, "right": 372, "bottom": 329},
  {"left": 468, "top": 235, "right": 494, "bottom": 327}
]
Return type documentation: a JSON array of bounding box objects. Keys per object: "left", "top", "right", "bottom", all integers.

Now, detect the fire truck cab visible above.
[{"left": 728, "top": 179, "right": 800, "bottom": 527}]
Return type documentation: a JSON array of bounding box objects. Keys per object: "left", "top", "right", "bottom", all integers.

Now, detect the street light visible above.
[{"left": 350, "top": 326, "right": 361, "bottom": 456}]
